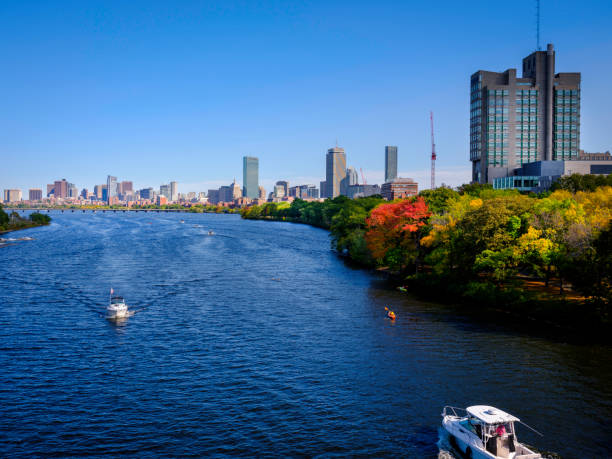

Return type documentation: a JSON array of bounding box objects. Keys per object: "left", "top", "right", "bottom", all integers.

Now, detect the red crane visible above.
[
  {"left": 360, "top": 168, "right": 367, "bottom": 185},
  {"left": 430, "top": 111, "right": 437, "bottom": 189}
]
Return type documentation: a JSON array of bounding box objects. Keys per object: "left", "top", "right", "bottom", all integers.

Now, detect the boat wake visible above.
[{"left": 436, "top": 427, "right": 459, "bottom": 459}]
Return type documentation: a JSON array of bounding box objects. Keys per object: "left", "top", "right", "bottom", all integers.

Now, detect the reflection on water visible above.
[{"left": 0, "top": 212, "right": 610, "bottom": 458}]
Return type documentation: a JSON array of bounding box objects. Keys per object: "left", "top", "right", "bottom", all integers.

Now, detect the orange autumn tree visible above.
[{"left": 365, "top": 197, "right": 431, "bottom": 272}]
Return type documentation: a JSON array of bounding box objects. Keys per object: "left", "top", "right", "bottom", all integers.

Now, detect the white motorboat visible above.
[
  {"left": 441, "top": 405, "right": 542, "bottom": 459},
  {"left": 106, "top": 289, "right": 129, "bottom": 319}
]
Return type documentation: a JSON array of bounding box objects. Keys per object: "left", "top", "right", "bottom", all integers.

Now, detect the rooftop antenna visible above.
[{"left": 536, "top": 0, "right": 541, "bottom": 51}]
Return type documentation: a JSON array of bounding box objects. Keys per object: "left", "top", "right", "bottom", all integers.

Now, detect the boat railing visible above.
[{"left": 442, "top": 406, "right": 468, "bottom": 418}]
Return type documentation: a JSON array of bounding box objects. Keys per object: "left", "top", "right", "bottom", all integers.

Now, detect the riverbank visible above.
[
  {"left": 241, "top": 191, "right": 612, "bottom": 342},
  {"left": 0, "top": 207, "right": 52, "bottom": 235}
]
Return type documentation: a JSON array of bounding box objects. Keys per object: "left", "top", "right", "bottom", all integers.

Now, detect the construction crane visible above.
[
  {"left": 430, "top": 111, "right": 437, "bottom": 189},
  {"left": 360, "top": 168, "right": 367, "bottom": 185}
]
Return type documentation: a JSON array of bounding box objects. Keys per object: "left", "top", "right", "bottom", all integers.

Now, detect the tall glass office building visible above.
[
  {"left": 470, "top": 44, "right": 580, "bottom": 184},
  {"left": 385, "top": 146, "right": 398, "bottom": 183},
  {"left": 243, "top": 156, "right": 259, "bottom": 199},
  {"left": 106, "top": 175, "right": 118, "bottom": 203}
]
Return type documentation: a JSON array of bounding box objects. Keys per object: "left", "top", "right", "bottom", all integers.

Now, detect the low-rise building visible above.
[
  {"left": 346, "top": 184, "right": 381, "bottom": 199},
  {"left": 493, "top": 159, "right": 612, "bottom": 192},
  {"left": 381, "top": 178, "right": 418, "bottom": 200}
]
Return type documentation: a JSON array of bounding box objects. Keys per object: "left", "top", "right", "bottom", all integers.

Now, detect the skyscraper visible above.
[
  {"left": 243, "top": 156, "right": 259, "bottom": 199},
  {"left": 29, "top": 189, "right": 42, "bottom": 201},
  {"left": 385, "top": 146, "right": 398, "bottom": 183},
  {"left": 54, "top": 179, "right": 68, "bottom": 198},
  {"left": 170, "top": 181, "right": 178, "bottom": 201},
  {"left": 470, "top": 44, "right": 580, "bottom": 184},
  {"left": 325, "top": 147, "right": 346, "bottom": 198},
  {"left": 107, "top": 176, "right": 118, "bottom": 203}
]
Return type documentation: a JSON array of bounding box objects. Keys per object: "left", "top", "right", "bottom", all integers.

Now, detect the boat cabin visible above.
[
  {"left": 110, "top": 295, "right": 125, "bottom": 305},
  {"left": 466, "top": 406, "right": 519, "bottom": 458}
]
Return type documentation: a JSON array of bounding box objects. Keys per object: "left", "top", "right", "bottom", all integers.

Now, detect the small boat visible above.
[
  {"left": 442, "top": 405, "right": 542, "bottom": 458},
  {"left": 106, "top": 289, "right": 130, "bottom": 319},
  {"left": 397, "top": 286, "right": 407, "bottom": 293},
  {"left": 180, "top": 220, "right": 185, "bottom": 223},
  {"left": 384, "top": 306, "right": 396, "bottom": 320},
  {"left": 208, "top": 230, "right": 215, "bottom": 236}
]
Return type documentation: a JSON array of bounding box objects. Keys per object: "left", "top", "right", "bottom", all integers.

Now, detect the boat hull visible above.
[{"left": 106, "top": 304, "right": 129, "bottom": 319}]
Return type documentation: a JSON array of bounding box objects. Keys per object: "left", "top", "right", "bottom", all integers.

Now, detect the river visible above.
[{"left": 0, "top": 212, "right": 610, "bottom": 457}]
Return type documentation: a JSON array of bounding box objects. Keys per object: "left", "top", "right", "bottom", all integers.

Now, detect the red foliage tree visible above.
[{"left": 365, "top": 197, "right": 431, "bottom": 270}]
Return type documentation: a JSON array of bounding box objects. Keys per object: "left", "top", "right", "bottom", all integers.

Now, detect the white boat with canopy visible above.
[
  {"left": 106, "top": 288, "right": 129, "bottom": 319},
  {"left": 442, "top": 405, "right": 542, "bottom": 459}
]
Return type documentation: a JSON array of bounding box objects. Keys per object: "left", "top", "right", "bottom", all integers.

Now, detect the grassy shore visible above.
[{"left": 0, "top": 207, "right": 52, "bottom": 235}]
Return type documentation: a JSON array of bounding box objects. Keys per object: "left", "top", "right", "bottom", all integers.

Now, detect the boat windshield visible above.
[
  {"left": 485, "top": 422, "right": 513, "bottom": 437},
  {"left": 110, "top": 296, "right": 124, "bottom": 303}
]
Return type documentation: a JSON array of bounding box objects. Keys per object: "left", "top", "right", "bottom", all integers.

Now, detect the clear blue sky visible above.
[{"left": 1, "top": 0, "right": 611, "bottom": 194}]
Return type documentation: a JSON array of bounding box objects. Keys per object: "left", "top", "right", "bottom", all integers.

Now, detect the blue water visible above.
[{"left": 1, "top": 212, "right": 610, "bottom": 458}]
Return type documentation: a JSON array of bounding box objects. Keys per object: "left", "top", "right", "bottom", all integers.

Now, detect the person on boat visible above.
[{"left": 496, "top": 424, "right": 507, "bottom": 436}]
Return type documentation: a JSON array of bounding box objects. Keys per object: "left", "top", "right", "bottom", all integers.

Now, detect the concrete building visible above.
[
  {"left": 289, "top": 185, "right": 319, "bottom": 199},
  {"left": 107, "top": 176, "right": 118, "bottom": 203},
  {"left": 219, "top": 180, "right": 242, "bottom": 203},
  {"left": 381, "top": 178, "right": 418, "bottom": 200},
  {"left": 93, "top": 185, "right": 105, "bottom": 200},
  {"left": 470, "top": 44, "right": 581, "bottom": 184},
  {"left": 341, "top": 166, "right": 359, "bottom": 195},
  {"left": 346, "top": 184, "right": 381, "bottom": 199},
  {"left": 385, "top": 146, "right": 398, "bottom": 183},
  {"left": 54, "top": 179, "right": 69, "bottom": 198},
  {"left": 170, "top": 181, "right": 178, "bottom": 201},
  {"left": 3, "top": 189, "right": 22, "bottom": 203},
  {"left": 493, "top": 159, "right": 612, "bottom": 192},
  {"left": 159, "top": 184, "right": 170, "bottom": 199},
  {"left": 320, "top": 181, "right": 327, "bottom": 199},
  {"left": 29, "top": 189, "right": 42, "bottom": 201},
  {"left": 325, "top": 147, "right": 346, "bottom": 198},
  {"left": 243, "top": 156, "right": 259, "bottom": 199},
  {"left": 258, "top": 186, "right": 266, "bottom": 200},
  {"left": 68, "top": 183, "right": 78, "bottom": 198},
  {"left": 207, "top": 189, "right": 220, "bottom": 204},
  {"left": 273, "top": 184, "right": 286, "bottom": 198},
  {"left": 275, "top": 181, "right": 289, "bottom": 197},
  {"left": 46, "top": 184, "right": 54, "bottom": 197},
  {"left": 579, "top": 150, "right": 611, "bottom": 161},
  {"left": 119, "top": 181, "right": 133, "bottom": 195}
]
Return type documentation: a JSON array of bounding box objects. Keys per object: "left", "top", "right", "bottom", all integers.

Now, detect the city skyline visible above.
[{"left": 2, "top": 1, "right": 611, "bottom": 194}]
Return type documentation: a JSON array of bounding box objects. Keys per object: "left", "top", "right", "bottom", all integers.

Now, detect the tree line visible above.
[
  {"left": 0, "top": 205, "right": 51, "bottom": 232},
  {"left": 241, "top": 180, "right": 612, "bottom": 325}
]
